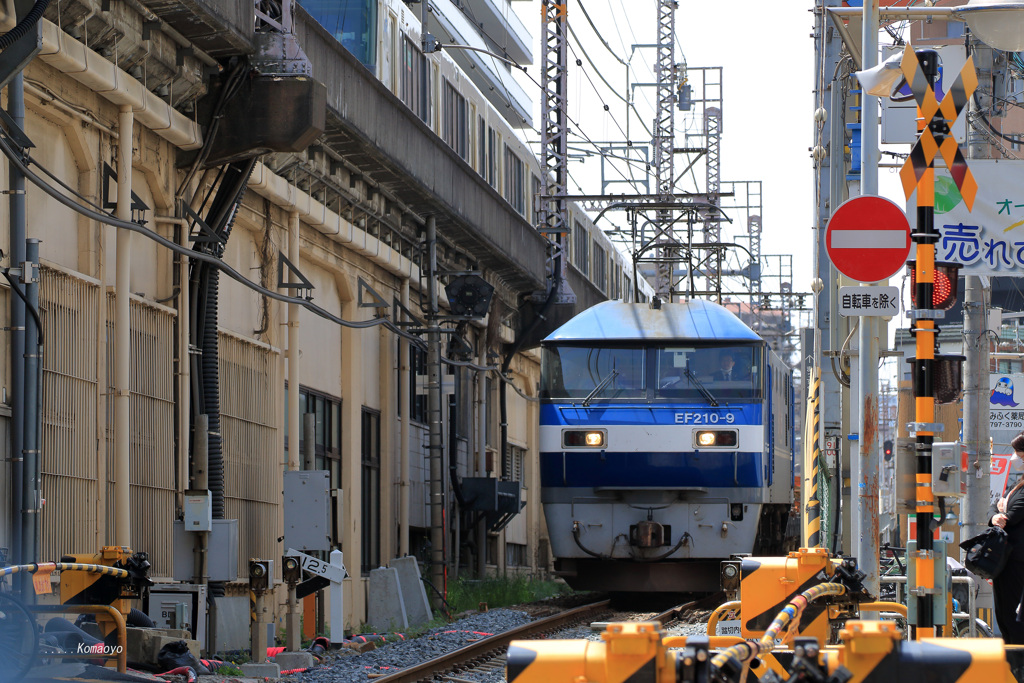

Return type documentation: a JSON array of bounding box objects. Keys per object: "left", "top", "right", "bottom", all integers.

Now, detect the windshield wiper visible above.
[
  {"left": 582, "top": 369, "right": 619, "bottom": 407},
  {"left": 685, "top": 367, "right": 719, "bottom": 407}
]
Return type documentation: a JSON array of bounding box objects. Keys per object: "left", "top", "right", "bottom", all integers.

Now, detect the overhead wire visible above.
[
  {"left": 600, "top": 0, "right": 655, "bottom": 117},
  {"left": 567, "top": 21, "right": 654, "bottom": 139},
  {"left": 576, "top": 0, "right": 627, "bottom": 66},
  {"left": 518, "top": 64, "right": 654, "bottom": 186},
  {"left": 580, "top": 0, "right": 658, "bottom": 142},
  {"left": 567, "top": 41, "right": 631, "bottom": 141},
  {"left": 490, "top": 49, "right": 650, "bottom": 187}
]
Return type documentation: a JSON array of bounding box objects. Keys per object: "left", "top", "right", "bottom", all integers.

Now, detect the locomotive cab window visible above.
[
  {"left": 540, "top": 346, "right": 645, "bottom": 400},
  {"left": 656, "top": 345, "right": 761, "bottom": 401}
]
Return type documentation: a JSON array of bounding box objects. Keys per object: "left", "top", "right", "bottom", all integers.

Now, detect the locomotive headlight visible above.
[
  {"left": 563, "top": 429, "right": 607, "bottom": 448},
  {"left": 694, "top": 429, "right": 738, "bottom": 448}
]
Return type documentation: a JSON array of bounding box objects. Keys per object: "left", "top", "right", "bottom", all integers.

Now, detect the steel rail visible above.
[
  {"left": 371, "top": 600, "right": 612, "bottom": 683},
  {"left": 651, "top": 596, "right": 704, "bottom": 626},
  {"left": 652, "top": 591, "right": 728, "bottom": 627}
]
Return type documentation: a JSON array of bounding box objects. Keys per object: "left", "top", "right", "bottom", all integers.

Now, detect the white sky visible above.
[{"left": 510, "top": 1, "right": 824, "bottom": 298}]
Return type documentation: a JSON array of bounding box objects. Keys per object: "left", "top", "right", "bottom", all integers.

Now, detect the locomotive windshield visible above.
[
  {"left": 540, "top": 346, "right": 646, "bottom": 400},
  {"left": 541, "top": 344, "right": 762, "bottom": 402}
]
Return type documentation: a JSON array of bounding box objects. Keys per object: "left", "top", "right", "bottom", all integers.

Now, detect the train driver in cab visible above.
[{"left": 712, "top": 352, "right": 748, "bottom": 382}]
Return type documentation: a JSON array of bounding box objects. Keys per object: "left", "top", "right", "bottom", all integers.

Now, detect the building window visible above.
[
  {"left": 506, "top": 542, "right": 528, "bottom": 567},
  {"left": 448, "top": 364, "right": 467, "bottom": 439},
  {"left": 401, "top": 36, "right": 425, "bottom": 120},
  {"left": 285, "top": 386, "right": 342, "bottom": 489},
  {"left": 478, "top": 116, "right": 486, "bottom": 174},
  {"left": 593, "top": 245, "right": 607, "bottom": 293},
  {"left": 398, "top": 345, "right": 428, "bottom": 424},
  {"left": 530, "top": 174, "right": 541, "bottom": 225},
  {"left": 486, "top": 127, "right": 497, "bottom": 187},
  {"left": 486, "top": 534, "right": 498, "bottom": 566},
  {"left": 442, "top": 80, "right": 468, "bottom": 159},
  {"left": 573, "top": 221, "right": 589, "bottom": 276},
  {"left": 485, "top": 376, "right": 498, "bottom": 449},
  {"left": 301, "top": 0, "right": 377, "bottom": 69},
  {"left": 361, "top": 408, "right": 381, "bottom": 573},
  {"left": 411, "top": 346, "right": 427, "bottom": 423},
  {"left": 504, "top": 145, "right": 525, "bottom": 215},
  {"left": 504, "top": 444, "right": 525, "bottom": 482}
]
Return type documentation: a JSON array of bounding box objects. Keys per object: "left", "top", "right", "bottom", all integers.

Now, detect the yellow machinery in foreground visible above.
[
  {"left": 59, "top": 545, "right": 152, "bottom": 638},
  {"left": 507, "top": 548, "right": 1019, "bottom": 683}
]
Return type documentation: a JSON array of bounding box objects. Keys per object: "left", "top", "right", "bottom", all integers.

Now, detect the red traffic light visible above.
[{"left": 907, "top": 261, "right": 960, "bottom": 310}]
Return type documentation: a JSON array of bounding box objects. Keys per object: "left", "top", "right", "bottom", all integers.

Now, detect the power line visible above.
[
  {"left": 567, "top": 21, "right": 654, "bottom": 139},
  {"left": 575, "top": 0, "right": 628, "bottom": 66}
]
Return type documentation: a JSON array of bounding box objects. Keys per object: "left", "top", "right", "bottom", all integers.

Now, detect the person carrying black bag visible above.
[{"left": 989, "top": 434, "right": 1024, "bottom": 643}]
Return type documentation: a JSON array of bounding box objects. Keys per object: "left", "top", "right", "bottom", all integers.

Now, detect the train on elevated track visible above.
[{"left": 539, "top": 299, "right": 798, "bottom": 593}]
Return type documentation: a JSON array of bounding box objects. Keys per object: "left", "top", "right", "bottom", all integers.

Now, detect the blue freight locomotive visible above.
[{"left": 539, "top": 300, "right": 797, "bottom": 593}]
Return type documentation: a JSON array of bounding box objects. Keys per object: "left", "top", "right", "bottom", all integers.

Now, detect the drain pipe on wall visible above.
[
  {"left": 287, "top": 210, "right": 300, "bottom": 472},
  {"left": 22, "top": 238, "right": 40, "bottom": 601},
  {"left": 399, "top": 278, "right": 411, "bottom": 556},
  {"left": 114, "top": 105, "right": 134, "bottom": 547},
  {"left": 8, "top": 72, "right": 26, "bottom": 581}
]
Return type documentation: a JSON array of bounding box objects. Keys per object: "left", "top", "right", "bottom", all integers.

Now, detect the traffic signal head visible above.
[
  {"left": 248, "top": 559, "right": 272, "bottom": 592},
  {"left": 907, "top": 261, "right": 960, "bottom": 311},
  {"left": 282, "top": 555, "right": 301, "bottom": 584},
  {"left": 884, "top": 440, "right": 894, "bottom": 461}
]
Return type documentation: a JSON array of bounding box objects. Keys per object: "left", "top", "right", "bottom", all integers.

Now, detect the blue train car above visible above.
[{"left": 539, "top": 300, "right": 797, "bottom": 593}]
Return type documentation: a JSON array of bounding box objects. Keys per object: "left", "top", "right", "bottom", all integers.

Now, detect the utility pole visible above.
[
  {"left": 426, "top": 216, "right": 446, "bottom": 607},
  {"left": 703, "top": 102, "right": 722, "bottom": 302},
  {"left": 854, "top": 0, "right": 881, "bottom": 608},
  {"left": 962, "top": 279, "right": 991, "bottom": 542},
  {"left": 538, "top": 0, "right": 574, "bottom": 304},
  {"left": 653, "top": 0, "right": 677, "bottom": 301},
  {"left": 811, "top": 0, "right": 857, "bottom": 558},
  {"left": 962, "top": 42, "right": 993, "bottom": 553}
]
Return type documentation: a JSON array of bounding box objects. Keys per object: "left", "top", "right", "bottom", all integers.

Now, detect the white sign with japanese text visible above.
[
  {"left": 989, "top": 373, "right": 1024, "bottom": 431},
  {"left": 838, "top": 286, "right": 900, "bottom": 317},
  {"left": 907, "top": 160, "right": 1024, "bottom": 276}
]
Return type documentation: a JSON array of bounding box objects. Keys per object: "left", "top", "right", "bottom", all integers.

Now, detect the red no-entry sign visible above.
[{"left": 825, "top": 196, "right": 911, "bottom": 283}]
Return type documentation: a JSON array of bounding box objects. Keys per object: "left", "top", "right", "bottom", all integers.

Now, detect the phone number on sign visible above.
[{"left": 991, "top": 420, "right": 1024, "bottom": 429}]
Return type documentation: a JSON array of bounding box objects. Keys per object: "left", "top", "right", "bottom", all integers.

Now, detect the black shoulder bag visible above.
[{"left": 960, "top": 526, "right": 1012, "bottom": 580}]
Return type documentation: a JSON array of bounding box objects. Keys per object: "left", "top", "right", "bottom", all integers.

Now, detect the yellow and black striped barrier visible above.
[
  {"left": 0, "top": 562, "right": 131, "bottom": 580},
  {"left": 803, "top": 374, "right": 822, "bottom": 548}
]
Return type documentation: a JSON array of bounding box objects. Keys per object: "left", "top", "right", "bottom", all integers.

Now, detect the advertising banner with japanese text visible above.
[{"left": 907, "top": 160, "right": 1024, "bottom": 276}]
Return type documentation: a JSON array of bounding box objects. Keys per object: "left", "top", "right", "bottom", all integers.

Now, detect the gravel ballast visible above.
[
  {"left": 292, "top": 609, "right": 534, "bottom": 683},
  {"left": 291, "top": 606, "right": 711, "bottom": 683}
]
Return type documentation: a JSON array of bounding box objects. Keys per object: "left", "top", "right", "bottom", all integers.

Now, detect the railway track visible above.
[{"left": 369, "top": 597, "right": 705, "bottom": 683}]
